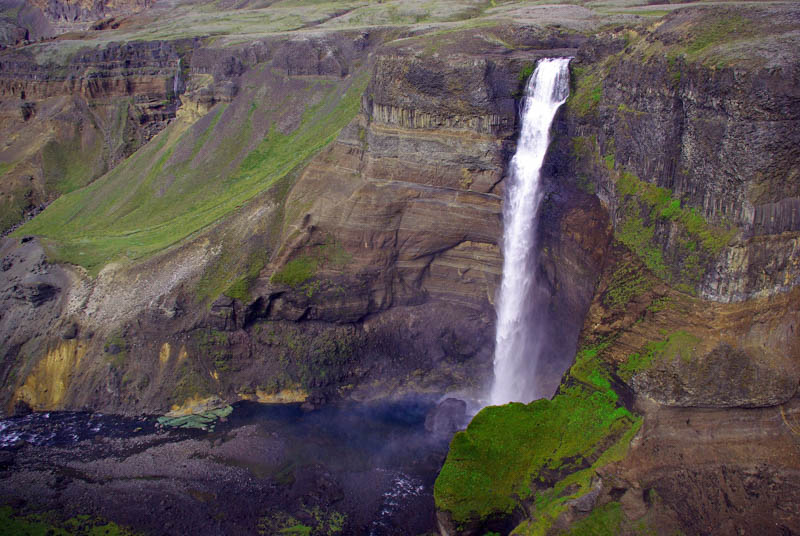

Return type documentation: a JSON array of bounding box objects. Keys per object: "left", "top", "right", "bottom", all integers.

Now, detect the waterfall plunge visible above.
[{"left": 489, "top": 58, "right": 571, "bottom": 406}]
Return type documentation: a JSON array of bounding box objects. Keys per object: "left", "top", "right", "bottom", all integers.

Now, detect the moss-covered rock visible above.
[{"left": 434, "top": 346, "right": 641, "bottom": 534}]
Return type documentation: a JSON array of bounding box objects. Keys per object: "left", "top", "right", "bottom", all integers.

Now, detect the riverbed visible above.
[{"left": 0, "top": 398, "right": 457, "bottom": 535}]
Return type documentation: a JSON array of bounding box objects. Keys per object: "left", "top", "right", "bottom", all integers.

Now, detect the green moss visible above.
[
  {"left": 567, "top": 67, "right": 603, "bottom": 116},
  {"left": 666, "top": 55, "right": 682, "bottom": 87},
  {"left": 685, "top": 15, "right": 746, "bottom": 56},
  {"left": 103, "top": 332, "right": 128, "bottom": 369},
  {"left": 618, "top": 330, "right": 701, "bottom": 382},
  {"left": 560, "top": 502, "right": 622, "bottom": 536},
  {"left": 612, "top": 167, "right": 736, "bottom": 285},
  {"left": 570, "top": 108, "right": 737, "bottom": 287},
  {"left": 434, "top": 346, "right": 639, "bottom": 527},
  {"left": 195, "top": 329, "right": 233, "bottom": 372},
  {"left": 172, "top": 360, "right": 214, "bottom": 404},
  {"left": 518, "top": 62, "right": 535, "bottom": 83},
  {"left": 0, "top": 161, "right": 15, "bottom": 177},
  {"left": 603, "top": 153, "right": 614, "bottom": 171},
  {"left": 257, "top": 506, "right": 345, "bottom": 536},
  {"left": 679, "top": 207, "right": 735, "bottom": 255},
  {"left": 252, "top": 324, "right": 356, "bottom": 392},
  {"left": 603, "top": 261, "right": 653, "bottom": 309},
  {"left": 646, "top": 296, "right": 672, "bottom": 313},
  {"left": 0, "top": 193, "right": 28, "bottom": 234},
  {"left": 281, "top": 526, "right": 312, "bottom": 536},
  {"left": 0, "top": 506, "right": 139, "bottom": 535},
  {"left": 271, "top": 256, "right": 318, "bottom": 287},
  {"left": 225, "top": 275, "right": 253, "bottom": 301},
  {"left": 616, "top": 209, "right": 667, "bottom": 279},
  {"left": 658, "top": 330, "right": 701, "bottom": 364},
  {"left": 270, "top": 235, "right": 353, "bottom": 289}
]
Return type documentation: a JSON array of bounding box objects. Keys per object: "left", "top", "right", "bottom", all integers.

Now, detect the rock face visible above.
[
  {"left": 563, "top": 6, "right": 800, "bottom": 304},
  {"left": 0, "top": 39, "right": 188, "bottom": 232},
  {"left": 425, "top": 398, "right": 467, "bottom": 435},
  {"left": 0, "top": 0, "right": 153, "bottom": 44},
  {"left": 434, "top": 4, "right": 800, "bottom": 535}
]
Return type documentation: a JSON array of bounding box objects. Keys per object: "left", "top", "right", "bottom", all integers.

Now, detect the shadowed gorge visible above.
[{"left": 0, "top": 0, "right": 798, "bottom": 534}]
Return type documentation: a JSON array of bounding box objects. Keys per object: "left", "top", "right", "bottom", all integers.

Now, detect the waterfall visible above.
[
  {"left": 173, "top": 58, "right": 183, "bottom": 95},
  {"left": 489, "top": 58, "right": 571, "bottom": 406}
]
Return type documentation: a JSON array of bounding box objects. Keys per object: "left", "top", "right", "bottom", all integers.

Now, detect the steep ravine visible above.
[
  {"left": 0, "top": 25, "right": 592, "bottom": 417},
  {"left": 0, "top": 3, "right": 797, "bottom": 535}
]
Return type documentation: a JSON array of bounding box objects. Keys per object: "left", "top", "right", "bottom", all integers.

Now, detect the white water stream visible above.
[{"left": 490, "top": 58, "right": 571, "bottom": 406}]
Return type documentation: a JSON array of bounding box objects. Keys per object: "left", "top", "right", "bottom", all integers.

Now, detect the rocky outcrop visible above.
[{"left": 29, "top": 0, "right": 152, "bottom": 26}]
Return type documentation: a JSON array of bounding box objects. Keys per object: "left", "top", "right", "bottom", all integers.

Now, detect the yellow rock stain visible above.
[
  {"left": 177, "top": 345, "right": 188, "bottom": 364},
  {"left": 159, "top": 342, "right": 172, "bottom": 367},
  {"left": 14, "top": 340, "right": 88, "bottom": 410},
  {"left": 239, "top": 388, "right": 308, "bottom": 404},
  {"left": 168, "top": 395, "right": 223, "bottom": 417}
]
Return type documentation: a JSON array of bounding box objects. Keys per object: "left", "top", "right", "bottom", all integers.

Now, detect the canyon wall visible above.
[
  {"left": 0, "top": 3, "right": 797, "bottom": 535},
  {"left": 435, "top": 5, "right": 800, "bottom": 535},
  {"left": 1, "top": 27, "right": 596, "bottom": 416}
]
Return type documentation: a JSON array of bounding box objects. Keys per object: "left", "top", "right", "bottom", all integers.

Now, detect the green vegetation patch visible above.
[
  {"left": 17, "top": 72, "right": 370, "bottom": 275},
  {"left": 257, "top": 506, "right": 345, "bottom": 536},
  {"left": 0, "top": 191, "right": 28, "bottom": 234},
  {"left": 603, "top": 260, "right": 653, "bottom": 309},
  {"left": 434, "top": 345, "right": 640, "bottom": 529},
  {"left": 271, "top": 236, "right": 353, "bottom": 288},
  {"left": 0, "top": 506, "right": 139, "bottom": 536},
  {"left": 157, "top": 405, "right": 233, "bottom": 431},
  {"left": 41, "top": 127, "right": 105, "bottom": 195},
  {"left": 0, "top": 161, "right": 15, "bottom": 177},
  {"left": 172, "top": 360, "right": 215, "bottom": 404},
  {"left": 612, "top": 165, "right": 736, "bottom": 287},
  {"left": 618, "top": 330, "right": 701, "bottom": 382},
  {"left": 103, "top": 331, "right": 128, "bottom": 369},
  {"left": 685, "top": 15, "right": 746, "bottom": 57},
  {"left": 251, "top": 323, "right": 358, "bottom": 394},
  {"left": 271, "top": 256, "right": 319, "bottom": 287},
  {"left": 567, "top": 66, "right": 602, "bottom": 117},
  {"left": 518, "top": 62, "right": 535, "bottom": 83},
  {"left": 560, "top": 501, "right": 623, "bottom": 536}
]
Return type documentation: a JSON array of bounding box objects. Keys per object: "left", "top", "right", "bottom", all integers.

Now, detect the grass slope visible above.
[{"left": 17, "top": 72, "right": 369, "bottom": 275}]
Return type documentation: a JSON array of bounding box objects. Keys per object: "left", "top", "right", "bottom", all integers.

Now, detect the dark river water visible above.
[{"left": 0, "top": 398, "right": 456, "bottom": 535}]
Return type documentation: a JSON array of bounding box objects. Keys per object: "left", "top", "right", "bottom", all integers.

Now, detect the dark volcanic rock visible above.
[
  {"left": 18, "top": 274, "right": 59, "bottom": 307},
  {"left": 425, "top": 398, "right": 467, "bottom": 435}
]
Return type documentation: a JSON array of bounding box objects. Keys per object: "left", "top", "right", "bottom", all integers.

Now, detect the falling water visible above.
[
  {"left": 173, "top": 58, "right": 183, "bottom": 95},
  {"left": 490, "top": 58, "right": 571, "bottom": 406}
]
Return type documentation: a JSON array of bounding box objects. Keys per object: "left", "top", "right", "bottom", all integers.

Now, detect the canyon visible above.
[{"left": 0, "top": 0, "right": 798, "bottom": 534}]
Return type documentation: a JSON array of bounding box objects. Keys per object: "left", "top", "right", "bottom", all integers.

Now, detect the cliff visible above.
[
  {"left": 435, "top": 4, "right": 800, "bottom": 535},
  {"left": 0, "top": 25, "right": 589, "bottom": 415},
  {"left": 0, "top": 0, "right": 152, "bottom": 44},
  {"left": 0, "top": 38, "right": 190, "bottom": 232}
]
